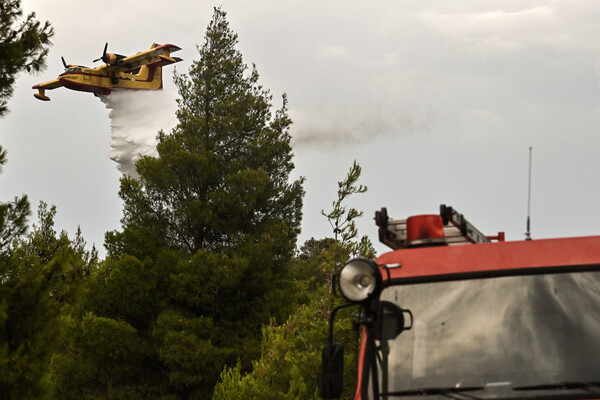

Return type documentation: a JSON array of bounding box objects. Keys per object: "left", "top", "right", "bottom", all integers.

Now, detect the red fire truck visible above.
[{"left": 321, "top": 205, "right": 600, "bottom": 399}]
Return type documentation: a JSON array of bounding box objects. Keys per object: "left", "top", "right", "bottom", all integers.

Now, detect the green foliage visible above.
[
  {"left": 322, "top": 160, "right": 366, "bottom": 243},
  {"left": 0, "top": 0, "right": 53, "bottom": 117},
  {"left": 78, "top": 313, "right": 145, "bottom": 376},
  {"left": 46, "top": 254, "right": 172, "bottom": 400},
  {"left": 0, "top": 147, "right": 30, "bottom": 256},
  {"left": 213, "top": 161, "right": 377, "bottom": 399},
  {"left": 213, "top": 239, "right": 360, "bottom": 400},
  {"left": 87, "top": 254, "right": 161, "bottom": 328},
  {"left": 0, "top": 194, "right": 29, "bottom": 255},
  {"left": 0, "top": 202, "right": 93, "bottom": 399},
  {"left": 152, "top": 310, "right": 225, "bottom": 394},
  {"left": 47, "top": 312, "right": 160, "bottom": 400},
  {"left": 322, "top": 160, "right": 374, "bottom": 258}
]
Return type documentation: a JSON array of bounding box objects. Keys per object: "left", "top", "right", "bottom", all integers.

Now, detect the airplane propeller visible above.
[
  {"left": 61, "top": 56, "right": 68, "bottom": 69},
  {"left": 93, "top": 42, "right": 109, "bottom": 63}
]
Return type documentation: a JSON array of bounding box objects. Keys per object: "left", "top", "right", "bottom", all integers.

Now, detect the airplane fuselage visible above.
[{"left": 58, "top": 64, "right": 162, "bottom": 96}]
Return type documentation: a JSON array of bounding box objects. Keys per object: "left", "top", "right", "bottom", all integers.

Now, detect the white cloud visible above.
[
  {"left": 459, "top": 109, "right": 503, "bottom": 138},
  {"left": 418, "top": 6, "right": 557, "bottom": 58},
  {"left": 315, "top": 44, "right": 350, "bottom": 59}
]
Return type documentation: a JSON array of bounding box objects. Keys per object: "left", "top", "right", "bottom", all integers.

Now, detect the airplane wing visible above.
[
  {"left": 117, "top": 43, "right": 181, "bottom": 71},
  {"left": 127, "top": 55, "right": 183, "bottom": 74},
  {"left": 32, "top": 79, "right": 63, "bottom": 101}
]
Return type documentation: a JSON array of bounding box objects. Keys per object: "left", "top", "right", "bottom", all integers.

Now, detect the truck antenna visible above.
[{"left": 525, "top": 146, "right": 532, "bottom": 240}]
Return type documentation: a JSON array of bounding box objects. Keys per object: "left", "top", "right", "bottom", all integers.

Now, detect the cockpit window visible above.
[{"left": 59, "top": 67, "right": 84, "bottom": 76}]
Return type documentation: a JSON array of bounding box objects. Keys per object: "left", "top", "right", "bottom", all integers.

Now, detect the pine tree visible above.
[
  {"left": 0, "top": 147, "right": 29, "bottom": 255},
  {"left": 108, "top": 7, "right": 303, "bottom": 257},
  {"left": 109, "top": 6, "right": 305, "bottom": 336},
  {"left": 52, "top": 8, "right": 304, "bottom": 399},
  {"left": 0, "top": 202, "right": 94, "bottom": 399},
  {"left": 0, "top": 0, "right": 53, "bottom": 116},
  {"left": 213, "top": 162, "right": 374, "bottom": 399},
  {"left": 322, "top": 160, "right": 374, "bottom": 258}
]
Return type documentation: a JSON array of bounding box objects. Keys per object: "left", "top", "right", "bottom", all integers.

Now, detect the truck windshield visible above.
[{"left": 376, "top": 271, "right": 600, "bottom": 399}]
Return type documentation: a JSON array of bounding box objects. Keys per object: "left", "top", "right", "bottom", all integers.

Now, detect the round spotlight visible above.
[{"left": 339, "top": 258, "right": 381, "bottom": 303}]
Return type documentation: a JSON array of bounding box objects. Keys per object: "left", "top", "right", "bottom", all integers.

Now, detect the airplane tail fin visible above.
[{"left": 134, "top": 63, "right": 165, "bottom": 90}]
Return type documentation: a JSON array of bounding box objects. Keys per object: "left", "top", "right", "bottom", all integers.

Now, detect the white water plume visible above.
[{"left": 100, "top": 90, "right": 178, "bottom": 177}]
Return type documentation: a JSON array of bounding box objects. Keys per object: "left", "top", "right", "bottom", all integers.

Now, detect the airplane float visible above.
[{"left": 32, "top": 43, "right": 182, "bottom": 101}]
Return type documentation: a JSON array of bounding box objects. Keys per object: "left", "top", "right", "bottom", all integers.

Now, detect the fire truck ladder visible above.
[{"left": 376, "top": 204, "right": 505, "bottom": 250}]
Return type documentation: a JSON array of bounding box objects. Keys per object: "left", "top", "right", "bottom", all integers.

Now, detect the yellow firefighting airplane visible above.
[{"left": 32, "top": 43, "right": 182, "bottom": 101}]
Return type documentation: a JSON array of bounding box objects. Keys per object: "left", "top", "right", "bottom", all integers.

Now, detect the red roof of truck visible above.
[{"left": 376, "top": 236, "right": 600, "bottom": 281}]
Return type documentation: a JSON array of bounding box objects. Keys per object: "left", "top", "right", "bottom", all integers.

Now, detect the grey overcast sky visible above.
[{"left": 2, "top": 0, "right": 600, "bottom": 256}]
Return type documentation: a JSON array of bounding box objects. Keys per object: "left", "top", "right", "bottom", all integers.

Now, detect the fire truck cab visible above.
[{"left": 321, "top": 205, "right": 600, "bottom": 400}]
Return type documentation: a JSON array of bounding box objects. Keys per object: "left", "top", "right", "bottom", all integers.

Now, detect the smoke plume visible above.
[
  {"left": 289, "top": 101, "right": 432, "bottom": 149},
  {"left": 100, "top": 90, "right": 178, "bottom": 177}
]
